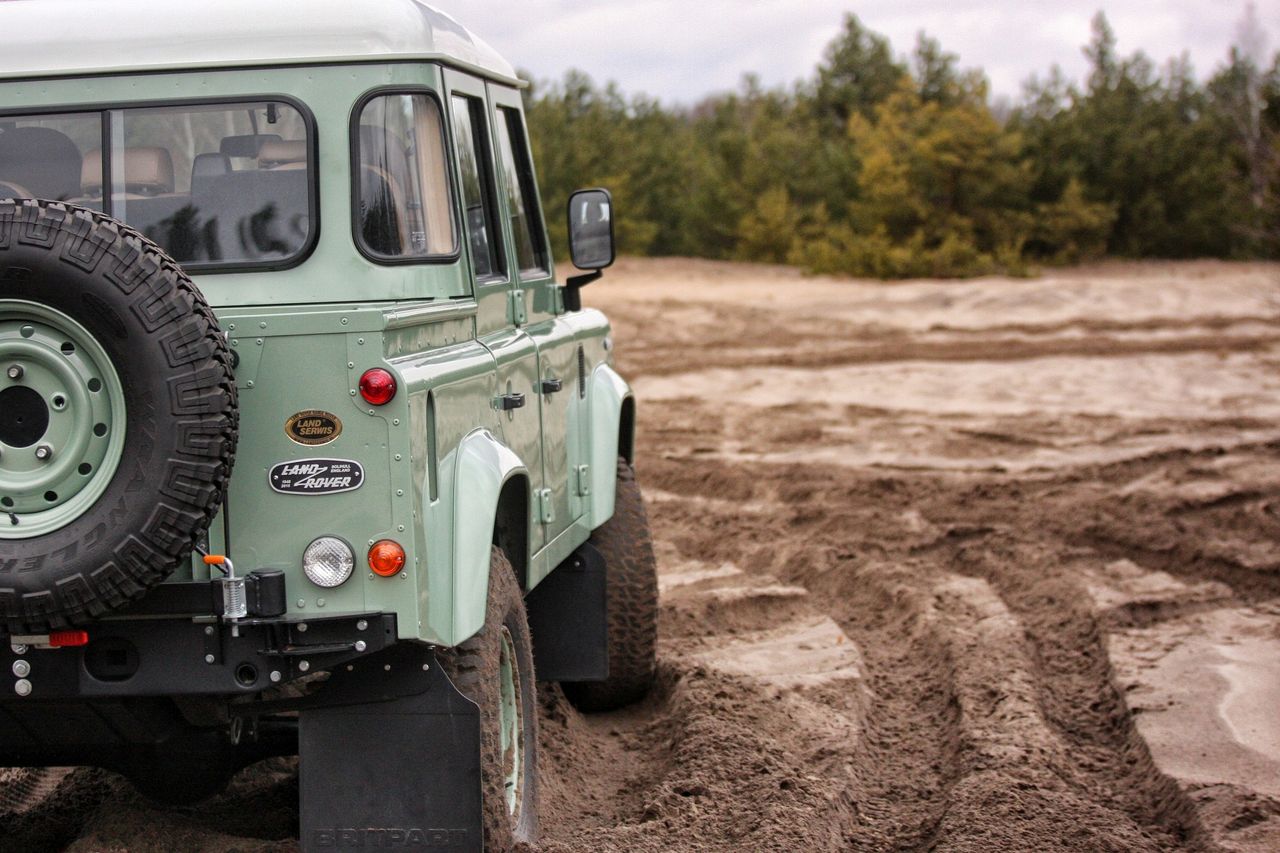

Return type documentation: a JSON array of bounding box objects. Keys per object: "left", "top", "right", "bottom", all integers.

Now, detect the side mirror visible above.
[
  {"left": 564, "top": 188, "right": 614, "bottom": 311},
  {"left": 568, "top": 188, "right": 615, "bottom": 270}
]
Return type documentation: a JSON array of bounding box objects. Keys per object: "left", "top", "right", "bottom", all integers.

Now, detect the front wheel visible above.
[
  {"left": 563, "top": 459, "right": 659, "bottom": 713},
  {"left": 439, "top": 548, "right": 538, "bottom": 850}
]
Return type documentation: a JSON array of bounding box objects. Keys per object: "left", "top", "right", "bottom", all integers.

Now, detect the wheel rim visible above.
[
  {"left": 0, "top": 300, "right": 126, "bottom": 539},
  {"left": 498, "top": 624, "right": 524, "bottom": 819}
]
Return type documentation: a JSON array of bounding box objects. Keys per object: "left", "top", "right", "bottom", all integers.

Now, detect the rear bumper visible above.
[{"left": 0, "top": 610, "right": 397, "bottom": 700}]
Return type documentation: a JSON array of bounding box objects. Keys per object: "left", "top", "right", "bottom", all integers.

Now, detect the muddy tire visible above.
[
  {"left": 0, "top": 199, "right": 236, "bottom": 634},
  {"left": 439, "top": 548, "right": 539, "bottom": 850},
  {"left": 563, "top": 459, "right": 659, "bottom": 713}
]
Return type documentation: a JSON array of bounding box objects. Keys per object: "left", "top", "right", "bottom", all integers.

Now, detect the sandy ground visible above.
[{"left": 3, "top": 256, "right": 1280, "bottom": 851}]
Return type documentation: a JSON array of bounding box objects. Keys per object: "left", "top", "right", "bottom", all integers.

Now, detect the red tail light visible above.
[
  {"left": 49, "top": 630, "right": 89, "bottom": 648},
  {"left": 359, "top": 368, "right": 397, "bottom": 405}
]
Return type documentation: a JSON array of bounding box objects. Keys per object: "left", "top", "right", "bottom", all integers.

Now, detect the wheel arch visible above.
[
  {"left": 619, "top": 395, "right": 637, "bottom": 466},
  {"left": 492, "top": 474, "right": 529, "bottom": 590},
  {"left": 449, "top": 429, "right": 530, "bottom": 645},
  {"left": 587, "top": 364, "right": 634, "bottom": 529}
]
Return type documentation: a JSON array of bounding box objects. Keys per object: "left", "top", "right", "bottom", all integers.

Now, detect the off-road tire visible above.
[
  {"left": 439, "top": 548, "right": 539, "bottom": 850},
  {"left": 563, "top": 459, "right": 658, "bottom": 713},
  {"left": 0, "top": 199, "right": 236, "bottom": 634}
]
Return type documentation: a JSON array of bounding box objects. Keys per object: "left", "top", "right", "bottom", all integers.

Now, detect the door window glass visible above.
[
  {"left": 494, "top": 107, "right": 548, "bottom": 275},
  {"left": 450, "top": 95, "right": 504, "bottom": 281}
]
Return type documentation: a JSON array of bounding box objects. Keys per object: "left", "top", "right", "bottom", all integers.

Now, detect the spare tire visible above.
[{"left": 0, "top": 199, "right": 236, "bottom": 634}]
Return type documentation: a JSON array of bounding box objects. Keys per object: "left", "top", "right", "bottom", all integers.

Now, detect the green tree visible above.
[
  {"left": 1207, "top": 4, "right": 1280, "bottom": 254},
  {"left": 523, "top": 9, "right": 1274, "bottom": 278},
  {"left": 1014, "top": 13, "right": 1246, "bottom": 257},
  {"left": 811, "top": 14, "right": 906, "bottom": 132},
  {"left": 835, "top": 82, "right": 1035, "bottom": 277}
]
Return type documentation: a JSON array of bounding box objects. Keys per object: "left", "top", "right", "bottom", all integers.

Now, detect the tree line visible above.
[{"left": 524, "top": 10, "right": 1280, "bottom": 278}]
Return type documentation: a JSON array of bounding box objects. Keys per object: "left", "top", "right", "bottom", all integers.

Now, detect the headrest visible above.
[
  {"left": 0, "top": 126, "right": 83, "bottom": 200},
  {"left": 258, "top": 140, "right": 307, "bottom": 169},
  {"left": 192, "top": 152, "right": 232, "bottom": 180},
  {"left": 81, "top": 147, "right": 175, "bottom": 196}
]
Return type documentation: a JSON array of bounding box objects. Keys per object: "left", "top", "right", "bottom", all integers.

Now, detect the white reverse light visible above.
[{"left": 302, "top": 536, "right": 355, "bottom": 588}]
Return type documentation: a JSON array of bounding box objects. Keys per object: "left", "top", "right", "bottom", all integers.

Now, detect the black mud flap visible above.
[
  {"left": 525, "top": 541, "right": 609, "bottom": 682},
  {"left": 299, "top": 644, "right": 482, "bottom": 852}
]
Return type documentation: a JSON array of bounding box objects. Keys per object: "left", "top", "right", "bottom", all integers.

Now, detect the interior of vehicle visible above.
[
  {"left": 0, "top": 124, "right": 86, "bottom": 203},
  {"left": 354, "top": 92, "right": 455, "bottom": 260},
  {"left": 0, "top": 103, "right": 312, "bottom": 266}
]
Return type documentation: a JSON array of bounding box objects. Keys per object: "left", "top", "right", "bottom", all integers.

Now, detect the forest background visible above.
[{"left": 523, "top": 7, "right": 1280, "bottom": 277}]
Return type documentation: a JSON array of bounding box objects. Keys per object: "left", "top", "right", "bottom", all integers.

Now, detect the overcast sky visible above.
[{"left": 432, "top": 1, "right": 1277, "bottom": 105}]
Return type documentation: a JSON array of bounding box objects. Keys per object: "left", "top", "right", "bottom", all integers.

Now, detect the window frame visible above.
[
  {"left": 0, "top": 94, "right": 321, "bottom": 275},
  {"left": 449, "top": 91, "right": 507, "bottom": 286},
  {"left": 491, "top": 104, "right": 550, "bottom": 279},
  {"left": 348, "top": 85, "right": 461, "bottom": 268}
]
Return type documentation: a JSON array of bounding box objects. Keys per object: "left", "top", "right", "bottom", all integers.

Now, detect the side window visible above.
[
  {"left": 1, "top": 103, "right": 316, "bottom": 268},
  {"left": 450, "top": 95, "right": 504, "bottom": 281},
  {"left": 354, "top": 93, "right": 457, "bottom": 261},
  {"left": 113, "top": 101, "right": 313, "bottom": 267},
  {"left": 494, "top": 107, "right": 548, "bottom": 276}
]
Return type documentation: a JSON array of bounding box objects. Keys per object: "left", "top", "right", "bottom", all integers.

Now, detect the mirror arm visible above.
[{"left": 563, "top": 269, "right": 603, "bottom": 312}]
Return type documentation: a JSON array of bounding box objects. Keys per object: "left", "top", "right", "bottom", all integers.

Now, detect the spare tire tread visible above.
[{"left": 0, "top": 199, "right": 237, "bottom": 634}]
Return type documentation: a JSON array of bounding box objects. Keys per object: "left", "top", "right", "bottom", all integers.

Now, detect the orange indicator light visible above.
[{"left": 368, "top": 540, "right": 406, "bottom": 577}]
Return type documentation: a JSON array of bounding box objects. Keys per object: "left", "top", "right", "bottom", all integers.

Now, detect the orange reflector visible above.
[
  {"left": 368, "top": 540, "right": 406, "bottom": 577},
  {"left": 49, "top": 630, "right": 89, "bottom": 648},
  {"left": 202, "top": 554, "right": 226, "bottom": 566}
]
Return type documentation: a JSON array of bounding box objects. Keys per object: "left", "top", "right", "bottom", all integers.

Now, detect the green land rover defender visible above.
[{"left": 0, "top": 1, "right": 658, "bottom": 849}]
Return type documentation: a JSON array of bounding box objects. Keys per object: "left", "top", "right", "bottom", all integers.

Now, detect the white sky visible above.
[{"left": 432, "top": 1, "right": 1278, "bottom": 105}]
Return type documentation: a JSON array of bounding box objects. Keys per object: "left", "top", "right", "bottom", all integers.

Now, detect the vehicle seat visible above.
[
  {"left": 359, "top": 165, "right": 411, "bottom": 255},
  {"left": 184, "top": 149, "right": 310, "bottom": 262},
  {"left": 0, "top": 126, "right": 83, "bottom": 201},
  {"left": 80, "top": 147, "right": 177, "bottom": 198},
  {"left": 258, "top": 139, "right": 307, "bottom": 170},
  {"left": 192, "top": 152, "right": 232, "bottom": 182},
  {"left": 357, "top": 126, "right": 413, "bottom": 254}
]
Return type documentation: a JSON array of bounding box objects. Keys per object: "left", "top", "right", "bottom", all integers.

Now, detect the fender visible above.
[
  {"left": 587, "top": 364, "right": 634, "bottom": 529},
  {"left": 447, "top": 429, "right": 527, "bottom": 645}
]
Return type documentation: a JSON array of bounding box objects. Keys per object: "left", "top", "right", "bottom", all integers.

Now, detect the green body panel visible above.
[{"left": 0, "top": 61, "right": 633, "bottom": 646}]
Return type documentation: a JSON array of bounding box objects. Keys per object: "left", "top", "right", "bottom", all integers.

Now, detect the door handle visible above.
[
  {"left": 540, "top": 378, "right": 563, "bottom": 395},
  {"left": 500, "top": 392, "right": 526, "bottom": 411}
]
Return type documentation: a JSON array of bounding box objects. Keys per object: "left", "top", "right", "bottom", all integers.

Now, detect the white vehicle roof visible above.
[{"left": 0, "top": 0, "right": 520, "bottom": 85}]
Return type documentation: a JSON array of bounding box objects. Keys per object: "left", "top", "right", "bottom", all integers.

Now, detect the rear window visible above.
[{"left": 0, "top": 100, "right": 315, "bottom": 271}]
